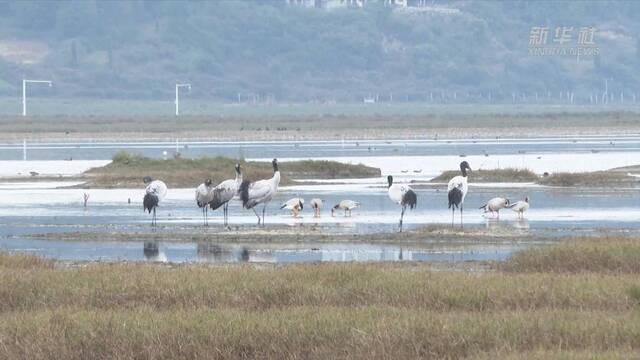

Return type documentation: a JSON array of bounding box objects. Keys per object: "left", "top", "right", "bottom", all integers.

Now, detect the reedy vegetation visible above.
[{"left": 0, "top": 237, "right": 639, "bottom": 358}]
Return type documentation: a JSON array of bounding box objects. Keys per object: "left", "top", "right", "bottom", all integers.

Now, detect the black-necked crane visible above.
[
  {"left": 240, "top": 159, "right": 280, "bottom": 225},
  {"left": 387, "top": 175, "right": 417, "bottom": 232},
  {"left": 447, "top": 161, "right": 471, "bottom": 228},
  {"left": 508, "top": 196, "right": 530, "bottom": 219},
  {"left": 195, "top": 179, "right": 214, "bottom": 226},
  {"left": 310, "top": 198, "right": 323, "bottom": 218},
  {"left": 209, "top": 163, "right": 243, "bottom": 227},
  {"left": 280, "top": 197, "right": 304, "bottom": 217},
  {"left": 479, "top": 197, "right": 510, "bottom": 219},
  {"left": 331, "top": 200, "right": 360, "bottom": 217},
  {"left": 143, "top": 176, "right": 167, "bottom": 227}
]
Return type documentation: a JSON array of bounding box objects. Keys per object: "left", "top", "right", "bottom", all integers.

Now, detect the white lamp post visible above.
[
  {"left": 175, "top": 83, "right": 191, "bottom": 116},
  {"left": 22, "top": 79, "right": 52, "bottom": 116}
]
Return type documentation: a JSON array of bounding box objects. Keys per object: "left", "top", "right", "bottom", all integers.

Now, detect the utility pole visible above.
[
  {"left": 22, "top": 79, "right": 52, "bottom": 116},
  {"left": 175, "top": 83, "right": 191, "bottom": 116}
]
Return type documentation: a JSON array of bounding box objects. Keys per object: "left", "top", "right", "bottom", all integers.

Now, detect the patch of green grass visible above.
[
  {"left": 502, "top": 237, "right": 640, "bottom": 273},
  {"left": 537, "top": 171, "right": 635, "bottom": 187},
  {"left": 83, "top": 152, "right": 380, "bottom": 188},
  {"left": 430, "top": 167, "right": 638, "bottom": 187},
  {"left": 430, "top": 168, "right": 539, "bottom": 183},
  {"left": 0, "top": 249, "right": 638, "bottom": 358}
]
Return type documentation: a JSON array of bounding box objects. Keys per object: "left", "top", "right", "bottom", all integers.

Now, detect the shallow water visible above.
[
  {"left": 1, "top": 181, "right": 640, "bottom": 263},
  {"left": 2, "top": 135, "right": 640, "bottom": 161}
]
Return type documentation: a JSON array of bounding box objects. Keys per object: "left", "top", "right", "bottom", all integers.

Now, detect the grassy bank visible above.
[
  {"left": 82, "top": 152, "right": 380, "bottom": 188},
  {"left": 430, "top": 168, "right": 539, "bottom": 183},
  {"left": 502, "top": 237, "right": 640, "bottom": 274},
  {"left": 0, "top": 237, "right": 640, "bottom": 357},
  {"left": 430, "top": 167, "right": 637, "bottom": 187},
  {"left": 3, "top": 108, "right": 640, "bottom": 141}
]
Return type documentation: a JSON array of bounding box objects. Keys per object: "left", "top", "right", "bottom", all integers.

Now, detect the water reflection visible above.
[{"left": 143, "top": 241, "right": 167, "bottom": 262}]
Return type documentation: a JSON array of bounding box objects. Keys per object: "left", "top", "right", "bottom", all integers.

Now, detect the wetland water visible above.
[
  {"left": 1, "top": 181, "right": 639, "bottom": 263},
  {"left": 2, "top": 135, "right": 640, "bottom": 263}
]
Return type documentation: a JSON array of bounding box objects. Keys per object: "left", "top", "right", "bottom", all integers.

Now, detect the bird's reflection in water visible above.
[
  {"left": 196, "top": 243, "right": 253, "bottom": 263},
  {"left": 143, "top": 241, "right": 167, "bottom": 262},
  {"left": 512, "top": 218, "right": 530, "bottom": 230}
]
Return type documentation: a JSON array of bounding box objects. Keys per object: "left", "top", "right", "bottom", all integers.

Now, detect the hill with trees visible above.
[{"left": 0, "top": 0, "right": 638, "bottom": 104}]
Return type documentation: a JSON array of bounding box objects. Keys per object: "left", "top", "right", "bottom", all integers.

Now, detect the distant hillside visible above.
[{"left": 0, "top": 0, "right": 639, "bottom": 103}]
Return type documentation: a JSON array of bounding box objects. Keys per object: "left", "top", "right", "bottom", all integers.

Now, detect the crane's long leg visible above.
[
  {"left": 399, "top": 205, "right": 406, "bottom": 232},
  {"left": 152, "top": 207, "right": 156, "bottom": 227},
  {"left": 224, "top": 203, "right": 229, "bottom": 227},
  {"left": 460, "top": 205, "right": 464, "bottom": 229},
  {"left": 252, "top": 208, "right": 261, "bottom": 225},
  {"left": 451, "top": 207, "right": 455, "bottom": 228},
  {"left": 262, "top": 204, "right": 266, "bottom": 226}
]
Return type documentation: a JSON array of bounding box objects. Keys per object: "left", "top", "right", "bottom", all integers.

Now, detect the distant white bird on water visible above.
[
  {"left": 508, "top": 196, "right": 530, "bottom": 219},
  {"left": 209, "top": 163, "right": 243, "bottom": 227},
  {"left": 331, "top": 200, "right": 360, "bottom": 217},
  {"left": 387, "top": 175, "right": 417, "bottom": 232},
  {"left": 240, "top": 159, "right": 280, "bottom": 225},
  {"left": 447, "top": 161, "right": 471, "bottom": 228},
  {"left": 195, "top": 179, "right": 214, "bottom": 226},
  {"left": 281, "top": 197, "right": 304, "bottom": 217},
  {"left": 310, "top": 198, "right": 323, "bottom": 218},
  {"left": 143, "top": 176, "right": 167, "bottom": 227},
  {"left": 479, "top": 197, "right": 510, "bottom": 218}
]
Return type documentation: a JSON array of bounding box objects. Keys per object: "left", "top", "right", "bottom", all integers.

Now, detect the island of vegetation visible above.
[
  {"left": 81, "top": 151, "right": 381, "bottom": 188},
  {"left": 430, "top": 167, "right": 638, "bottom": 187}
]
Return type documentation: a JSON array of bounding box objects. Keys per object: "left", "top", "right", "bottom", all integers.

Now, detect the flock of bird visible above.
[{"left": 142, "top": 159, "right": 530, "bottom": 232}]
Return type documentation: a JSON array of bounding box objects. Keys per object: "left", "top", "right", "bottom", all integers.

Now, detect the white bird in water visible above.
[
  {"left": 447, "top": 161, "right": 471, "bottom": 228},
  {"left": 331, "top": 200, "right": 360, "bottom": 217},
  {"left": 479, "top": 197, "right": 510, "bottom": 219},
  {"left": 310, "top": 198, "right": 323, "bottom": 218},
  {"left": 508, "top": 196, "right": 530, "bottom": 219},
  {"left": 209, "top": 163, "right": 243, "bottom": 227},
  {"left": 195, "top": 179, "right": 214, "bottom": 226},
  {"left": 143, "top": 176, "right": 167, "bottom": 227},
  {"left": 281, "top": 197, "right": 304, "bottom": 217},
  {"left": 240, "top": 159, "right": 280, "bottom": 225},
  {"left": 387, "top": 175, "right": 417, "bottom": 232}
]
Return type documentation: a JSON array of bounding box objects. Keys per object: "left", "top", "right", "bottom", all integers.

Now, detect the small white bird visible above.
[
  {"left": 195, "top": 179, "right": 214, "bottom": 226},
  {"left": 143, "top": 176, "right": 167, "bottom": 227},
  {"left": 210, "top": 164, "right": 243, "bottom": 227},
  {"left": 387, "top": 175, "right": 417, "bottom": 232},
  {"left": 310, "top": 198, "right": 323, "bottom": 218},
  {"left": 447, "top": 161, "right": 471, "bottom": 228},
  {"left": 281, "top": 198, "right": 304, "bottom": 217},
  {"left": 508, "top": 196, "right": 530, "bottom": 219},
  {"left": 240, "top": 159, "right": 280, "bottom": 225},
  {"left": 331, "top": 200, "right": 360, "bottom": 217},
  {"left": 479, "top": 197, "right": 510, "bottom": 218}
]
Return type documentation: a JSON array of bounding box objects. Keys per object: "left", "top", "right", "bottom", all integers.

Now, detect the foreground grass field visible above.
[
  {"left": 82, "top": 152, "right": 380, "bottom": 187},
  {"left": 0, "top": 237, "right": 639, "bottom": 358}
]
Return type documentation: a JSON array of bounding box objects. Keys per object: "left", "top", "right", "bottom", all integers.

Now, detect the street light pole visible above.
[
  {"left": 175, "top": 83, "right": 191, "bottom": 116},
  {"left": 23, "top": 79, "right": 52, "bottom": 116}
]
